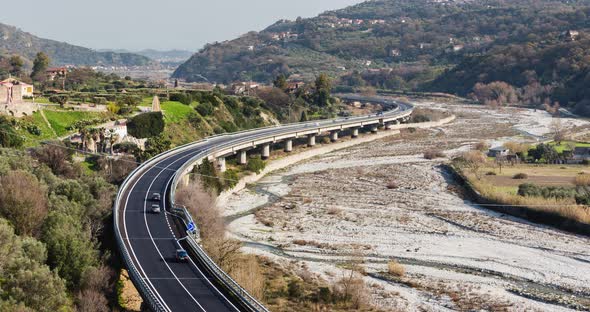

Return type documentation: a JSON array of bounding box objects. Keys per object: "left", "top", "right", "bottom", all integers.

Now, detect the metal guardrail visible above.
[{"left": 114, "top": 96, "right": 413, "bottom": 312}]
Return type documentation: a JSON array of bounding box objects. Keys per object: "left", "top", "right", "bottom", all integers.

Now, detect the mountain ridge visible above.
[{"left": 0, "top": 23, "right": 153, "bottom": 67}]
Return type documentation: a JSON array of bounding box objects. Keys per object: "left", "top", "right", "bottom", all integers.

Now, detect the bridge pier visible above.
[
  {"left": 370, "top": 125, "right": 378, "bottom": 133},
  {"left": 238, "top": 150, "right": 247, "bottom": 165},
  {"left": 308, "top": 135, "right": 316, "bottom": 147},
  {"left": 284, "top": 139, "right": 293, "bottom": 152},
  {"left": 261, "top": 144, "right": 270, "bottom": 160},
  {"left": 217, "top": 157, "right": 226, "bottom": 173},
  {"left": 351, "top": 127, "right": 359, "bottom": 138},
  {"left": 330, "top": 131, "right": 339, "bottom": 142},
  {"left": 385, "top": 123, "right": 393, "bottom": 130}
]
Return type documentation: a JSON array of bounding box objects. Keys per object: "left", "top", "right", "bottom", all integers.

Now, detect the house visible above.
[
  {"left": 229, "top": 82, "right": 259, "bottom": 95},
  {"left": 0, "top": 78, "right": 34, "bottom": 105},
  {"left": 561, "top": 30, "right": 580, "bottom": 41},
  {"left": 571, "top": 147, "right": 590, "bottom": 163},
  {"left": 46, "top": 67, "right": 68, "bottom": 81},
  {"left": 488, "top": 146, "right": 510, "bottom": 157},
  {"left": 285, "top": 81, "right": 305, "bottom": 94}
]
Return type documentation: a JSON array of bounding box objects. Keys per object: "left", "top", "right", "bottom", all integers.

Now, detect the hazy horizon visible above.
[{"left": 0, "top": 0, "right": 364, "bottom": 52}]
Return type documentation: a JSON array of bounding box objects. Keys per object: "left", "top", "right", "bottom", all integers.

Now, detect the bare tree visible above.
[
  {"left": 0, "top": 171, "right": 48, "bottom": 236},
  {"left": 461, "top": 150, "right": 487, "bottom": 180},
  {"left": 550, "top": 118, "right": 566, "bottom": 145}
]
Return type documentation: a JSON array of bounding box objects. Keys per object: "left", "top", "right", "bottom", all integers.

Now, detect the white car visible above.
[{"left": 151, "top": 204, "right": 161, "bottom": 214}]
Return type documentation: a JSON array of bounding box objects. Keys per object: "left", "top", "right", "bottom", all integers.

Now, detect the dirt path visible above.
[{"left": 224, "top": 102, "right": 590, "bottom": 311}]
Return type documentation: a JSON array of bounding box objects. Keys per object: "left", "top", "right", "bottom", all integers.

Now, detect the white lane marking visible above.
[
  {"left": 143, "top": 154, "right": 207, "bottom": 312},
  {"left": 123, "top": 163, "right": 173, "bottom": 312},
  {"left": 163, "top": 173, "right": 241, "bottom": 312}
]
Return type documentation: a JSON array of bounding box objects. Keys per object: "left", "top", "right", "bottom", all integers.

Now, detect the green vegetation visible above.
[
  {"left": 0, "top": 147, "right": 119, "bottom": 311},
  {"left": 42, "top": 110, "right": 113, "bottom": 137},
  {"left": 173, "top": 0, "right": 590, "bottom": 116},
  {"left": 127, "top": 112, "right": 164, "bottom": 138}
]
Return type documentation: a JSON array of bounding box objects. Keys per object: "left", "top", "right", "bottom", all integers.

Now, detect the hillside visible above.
[
  {"left": 0, "top": 23, "right": 153, "bottom": 67},
  {"left": 173, "top": 0, "right": 590, "bottom": 114}
]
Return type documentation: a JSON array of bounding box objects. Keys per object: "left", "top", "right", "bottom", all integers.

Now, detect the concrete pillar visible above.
[
  {"left": 261, "top": 144, "right": 270, "bottom": 159},
  {"left": 217, "top": 157, "right": 226, "bottom": 173},
  {"left": 351, "top": 127, "right": 359, "bottom": 138},
  {"left": 308, "top": 135, "right": 316, "bottom": 147},
  {"left": 394, "top": 120, "right": 400, "bottom": 125},
  {"left": 330, "top": 131, "right": 339, "bottom": 142},
  {"left": 284, "top": 140, "right": 293, "bottom": 152},
  {"left": 238, "top": 150, "right": 247, "bottom": 165},
  {"left": 385, "top": 123, "right": 393, "bottom": 130},
  {"left": 371, "top": 125, "right": 378, "bottom": 133}
]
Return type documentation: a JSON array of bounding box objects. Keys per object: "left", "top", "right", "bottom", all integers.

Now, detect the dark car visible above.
[{"left": 176, "top": 249, "right": 189, "bottom": 262}]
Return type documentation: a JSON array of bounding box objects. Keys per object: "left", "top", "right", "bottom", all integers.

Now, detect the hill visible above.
[
  {"left": 0, "top": 23, "right": 153, "bottom": 67},
  {"left": 172, "top": 0, "right": 590, "bottom": 114}
]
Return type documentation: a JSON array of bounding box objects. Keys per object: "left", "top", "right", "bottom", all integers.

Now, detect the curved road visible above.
[{"left": 116, "top": 98, "right": 413, "bottom": 311}]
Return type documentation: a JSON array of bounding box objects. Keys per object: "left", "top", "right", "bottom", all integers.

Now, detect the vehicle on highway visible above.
[
  {"left": 176, "top": 249, "right": 189, "bottom": 262},
  {"left": 151, "top": 204, "right": 161, "bottom": 214},
  {"left": 152, "top": 192, "right": 161, "bottom": 201}
]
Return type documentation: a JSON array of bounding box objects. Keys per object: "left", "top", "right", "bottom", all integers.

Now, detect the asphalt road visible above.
[{"left": 118, "top": 99, "right": 413, "bottom": 312}]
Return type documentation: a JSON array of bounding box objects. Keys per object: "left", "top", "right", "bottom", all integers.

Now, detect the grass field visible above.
[
  {"left": 138, "top": 100, "right": 196, "bottom": 123},
  {"left": 43, "top": 110, "right": 113, "bottom": 136},
  {"left": 548, "top": 140, "right": 590, "bottom": 153},
  {"left": 461, "top": 163, "right": 590, "bottom": 226}
]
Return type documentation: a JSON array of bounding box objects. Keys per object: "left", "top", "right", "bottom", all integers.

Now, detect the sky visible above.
[{"left": 0, "top": 0, "right": 364, "bottom": 52}]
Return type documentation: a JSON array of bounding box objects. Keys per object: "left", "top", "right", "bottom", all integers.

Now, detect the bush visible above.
[
  {"left": 486, "top": 171, "right": 497, "bottom": 176},
  {"left": 424, "top": 149, "right": 445, "bottom": 159},
  {"left": 127, "top": 112, "right": 164, "bottom": 138},
  {"left": 49, "top": 95, "right": 69, "bottom": 106},
  {"left": 387, "top": 260, "right": 405, "bottom": 277},
  {"left": 574, "top": 174, "right": 590, "bottom": 186},
  {"left": 246, "top": 156, "right": 266, "bottom": 174},
  {"left": 513, "top": 173, "right": 529, "bottom": 179},
  {"left": 386, "top": 181, "right": 399, "bottom": 189},
  {"left": 517, "top": 183, "right": 576, "bottom": 199},
  {"left": 196, "top": 102, "right": 214, "bottom": 116},
  {"left": 169, "top": 93, "right": 192, "bottom": 105}
]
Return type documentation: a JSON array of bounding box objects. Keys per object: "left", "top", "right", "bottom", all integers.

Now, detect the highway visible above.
[{"left": 115, "top": 97, "right": 413, "bottom": 312}]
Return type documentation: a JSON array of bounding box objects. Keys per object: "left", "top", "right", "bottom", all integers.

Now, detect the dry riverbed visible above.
[{"left": 223, "top": 102, "right": 590, "bottom": 311}]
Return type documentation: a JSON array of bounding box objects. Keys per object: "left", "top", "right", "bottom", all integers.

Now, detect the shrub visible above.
[
  {"left": 386, "top": 181, "right": 399, "bottom": 189},
  {"left": 127, "top": 112, "right": 164, "bottom": 138},
  {"left": 387, "top": 260, "right": 405, "bottom": 277},
  {"left": 288, "top": 279, "right": 304, "bottom": 300},
  {"left": 424, "top": 149, "right": 445, "bottom": 159},
  {"left": 486, "top": 171, "right": 497, "bottom": 176},
  {"left": 574, "top": 174, "right": 590, "bottom": 186},
  {"left": 246, "top": 156, "right": 266, "bottom": 174},
  {"left": 196, "top": 102, "right": 214, "bottom": 116},
  {"left": 517, "top": 183, "right": 576, "bottom": 199},
  {"left": 223, "top": 170, "right": 239, "bottom": 190},
  {"left": 474, "top": 141, "right": 490, "bottom": 151},
  {"left": 169, "top": 93, "right": 192, "bottom": 105},
  {"left": 513, "top": 173, "right": 528, "bottom": 179}
]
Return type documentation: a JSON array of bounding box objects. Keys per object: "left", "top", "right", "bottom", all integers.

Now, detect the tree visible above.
[
  {"left": 0, "top": 171, "right": 48, "bottom": 236},
  {"left": 9, "top": 55, "right": 23, "bottom": 78},
  {"left": 31, "top": 52, "right": 50, "bottom": 82},
  {"left": 550, "top": 118, "right": 565, "bottom": 145},
  {"left": 273, "top": 74, "right": 288, "bottom": 90},
  {"left": 314, "top": 73, "right": 332, "bottom": 107},
  {"left": 137, "top": 135, "right": 171, "bottom": 161},
  {"left": 42, "top": 212, "right": 99, "bottom": 290},
  {"left": 31, "top": 142, "right": 75, "bottom": 177},
  {"left": 0, "top": 117, "right": 24, "bottom": 148},
  {"left": 459, "top": 150, "right": 487, "bottom": 179},
  {"left": 528, "top": 143, "right": 559, "bottom": 163},
  {"left": 0, "top": 219, "right": 70, "bottom": 312},
  {"left": 127, "top": 112, "right": 165, "bottom": 138},
  {"left": 300, "top": 110, "right": 308, "bottom": 122}
]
